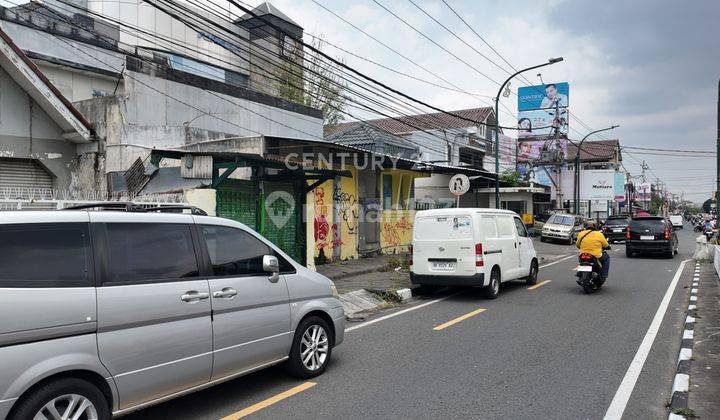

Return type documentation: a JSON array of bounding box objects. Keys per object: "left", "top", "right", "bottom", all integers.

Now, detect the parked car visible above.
[
  {"left": 602, "top": 215, "right": 630, "bottom": 243},
  {"left": 669, "top": 215, "right": 684, "bottom": 229},
  {"left": 0, "top": 208, "right": 344, "bottom": 420},
  {"left": 410, "top": 208, "right": 539, "bottom": 299},
  {"left": 626, "top": 216, "right": 679, "bottom": 258},
  {"left": 540, "top": 213, "right": 584, "bottom": 244}
]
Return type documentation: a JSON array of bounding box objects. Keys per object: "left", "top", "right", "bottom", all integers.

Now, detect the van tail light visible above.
[
  {"left": 626, "top": 226, "right": 631, "bottom": 240},
  {"left": 475, "top": 243, "right": 484, "bottom": 267},
  {"left": 408, "top": 244, "right": 413, "bottom": 267},
  {"left": 664, "top": 227, "right": 670, "bottom": 240}
]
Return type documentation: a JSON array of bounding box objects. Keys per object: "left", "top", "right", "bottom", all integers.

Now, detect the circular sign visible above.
[{"left": 449, "top": 174, "right": 470, "bottom": 196}]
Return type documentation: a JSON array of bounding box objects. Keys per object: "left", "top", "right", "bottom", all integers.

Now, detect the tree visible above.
[
  {"left": 273, "top": 35, "right": 348, "bottom": 125},
  {"left": 499, "top": 171, "right": 522, "bottom": 187},
  {"left": 702, "top": 198, "right": 715, "bottom": 213}
]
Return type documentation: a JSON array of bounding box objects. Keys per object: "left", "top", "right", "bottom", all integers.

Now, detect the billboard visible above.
[
  {"left": 636, "top": 182, "right": 652, "bottom": 202},
  {"left": 579, "top": 169, "right": 615, "bottom": 201},
  {"left": 518, "top": 108, "right": 569, "bottom": 138},
  {"left": 614, "top": 172, "right": 626, "bottom": 202},
  {"left": 517, "top": 138, "right": 568, "bottom": 185},
  {"left": 518, "top": 82, "right": 569, "bottom": 111}
]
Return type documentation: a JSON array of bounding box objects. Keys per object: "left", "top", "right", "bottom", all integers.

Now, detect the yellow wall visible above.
[
  {"left": 337, "top": 166, "right": 359, "bottom": 260},
  {"left": 379, "top": 169, "right": 423, "bottom": 253},
  {"left": 310, "top": 180, "right": 334, "bottom": 261}
]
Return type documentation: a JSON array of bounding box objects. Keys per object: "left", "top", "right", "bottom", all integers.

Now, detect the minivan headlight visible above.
[{"left": 331, "top": 284, "right": 340, "bottom": 298}]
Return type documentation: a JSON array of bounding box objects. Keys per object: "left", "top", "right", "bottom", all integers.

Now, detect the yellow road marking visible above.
[
  {"left": 528, "top": 279, "right": 552, "bottom": 290},
  {"left": 433, "top": 307, "right": 486, "bottom": 331},
  {"left": 220, "top": 382, "right": 317, "bottom": 419}
]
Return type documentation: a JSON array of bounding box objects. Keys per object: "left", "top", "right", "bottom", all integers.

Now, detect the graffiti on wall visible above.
[
  {"left": 333, "top": 187, "right": 358, "bottom": 235},
  {"left": 381, "top": 216, "right": 413, "bottom": 248},
  {"left": 313, "top": 187, "right": 330, "bottom": 251}
]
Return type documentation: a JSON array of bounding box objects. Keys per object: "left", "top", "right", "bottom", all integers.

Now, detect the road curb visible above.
[{"left": 667, "top": 260, "right": 701, "bottom": 419}]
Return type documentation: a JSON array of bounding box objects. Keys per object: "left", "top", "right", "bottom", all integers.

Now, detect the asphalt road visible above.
[{"left": 125, "top": 226, "right": 697, "bottom": 420}]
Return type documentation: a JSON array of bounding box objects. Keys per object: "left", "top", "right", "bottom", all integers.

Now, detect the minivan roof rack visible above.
[
  {"left": 143, "top": 206, "right": 208, "bottom": 216},
  {"left": 63, "top": 202, "right": 146, "bottom": 212},
  {"left": 62, "top": 202, "right": 208, "bottom": 216}
]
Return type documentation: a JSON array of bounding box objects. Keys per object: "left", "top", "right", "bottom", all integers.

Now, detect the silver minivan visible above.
[{"left": 0, "top": 208, "right": 344, "bottom": 420}]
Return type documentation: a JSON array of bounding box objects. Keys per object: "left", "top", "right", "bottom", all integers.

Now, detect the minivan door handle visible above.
[
  {"left": 212, "top": 288, "right": 238, "bottom": 299},
  {"left": 181, "top": 291, "right": 210, "bottom": 303}
]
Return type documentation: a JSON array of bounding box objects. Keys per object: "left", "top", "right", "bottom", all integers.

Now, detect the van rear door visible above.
[{"left": 413, "top": 214, "right": 476, "bottom": 277}]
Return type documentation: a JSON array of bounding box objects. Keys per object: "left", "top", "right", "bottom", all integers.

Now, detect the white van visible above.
[{"left": 410, "top": 208, "right": 539, "bottom": 298}]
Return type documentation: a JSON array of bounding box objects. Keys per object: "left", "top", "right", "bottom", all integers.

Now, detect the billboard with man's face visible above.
[{"left": 518, "top": 82, "right": 570, "bottom": 111}]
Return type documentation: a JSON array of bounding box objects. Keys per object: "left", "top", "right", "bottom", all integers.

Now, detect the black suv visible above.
[
  {"left": 626, "top": 216, "right": 678, "bottom": 258},
  {"left": 602, "top": 215, "right": 630, "bottom": 243}
]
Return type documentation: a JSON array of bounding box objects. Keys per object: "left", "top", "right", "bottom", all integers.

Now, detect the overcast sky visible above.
[{"left": 238, "top": 0, "right": 718, "bottom": 202}]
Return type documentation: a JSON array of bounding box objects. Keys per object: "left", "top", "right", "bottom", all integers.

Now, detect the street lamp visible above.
[
  {"left": 494, "top": 57, "right": 563, "bottom": 208},
  {"left": 573, "top": 125, "right": 620, "bottom": 215}
]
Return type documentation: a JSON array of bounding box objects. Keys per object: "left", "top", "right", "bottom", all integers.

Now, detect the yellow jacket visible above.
[{"left": 575, "top": 229, "right": 608, "bottom": 258}]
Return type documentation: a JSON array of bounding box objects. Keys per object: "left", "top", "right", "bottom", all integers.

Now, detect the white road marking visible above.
[
  {"left": 603, "top": 259, "right": 691, "bottom": 420},
  {"left": 345, "top": 256, "right": 574, "bottom": 333}
]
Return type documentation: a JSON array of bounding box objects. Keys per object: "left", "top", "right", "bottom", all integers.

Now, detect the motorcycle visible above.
[
  {"left": 576, "top": 247, "right": 610, "bottom": 294},
  {"left": 705, "top": 228, "right": 716, "bottom": 241},
  {"left": 694, "top": 222, "right": 704, "bottom": 232}
]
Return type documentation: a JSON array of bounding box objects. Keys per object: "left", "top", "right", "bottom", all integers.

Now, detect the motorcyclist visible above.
[{"left": 575, "top": 219, "right": 610, "bottom": 280}]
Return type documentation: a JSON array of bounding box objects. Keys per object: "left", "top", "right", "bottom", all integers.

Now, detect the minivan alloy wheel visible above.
[
  {"left": 301, "top": 325, "right": 329, "bottom": 371},
  {"left": 34, "top": 394, "right": 98, "bottom": 420}
]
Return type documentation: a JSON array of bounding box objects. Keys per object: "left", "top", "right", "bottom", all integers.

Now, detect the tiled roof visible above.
[
  {"left": 567, "top": 139, "right": 620, "bottom": 161},
  {"left": 324, "top": 107, "right": 493, "bottom": 137},
  {"left": 327, "top": 123, "right": 416, "bottom": 150}
]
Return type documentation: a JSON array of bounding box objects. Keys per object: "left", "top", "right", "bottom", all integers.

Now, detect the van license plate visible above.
[
  {"left": 432, "top": 262, "right": 455, "bottom": 271},
  {"left": 613, "top": 229, "right": 622, "bottom": 233},
  {"left": 640, "top": 235, "right": 654, "bottom": 240},
  {"left": 577, "top": 266, "right": 593, "bottom": 272}
]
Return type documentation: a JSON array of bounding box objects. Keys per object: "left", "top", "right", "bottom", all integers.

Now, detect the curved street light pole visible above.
[
  {"left": 573, "top": 125, "right": 620, "bottom": 215},
  {"left": 494, "top": 57, "right": 564, "bottom": 208}
]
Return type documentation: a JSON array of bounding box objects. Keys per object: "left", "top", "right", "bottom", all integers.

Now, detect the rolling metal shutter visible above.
[{"left": 0, "top": 158, "right": 54, "bottom": 210}]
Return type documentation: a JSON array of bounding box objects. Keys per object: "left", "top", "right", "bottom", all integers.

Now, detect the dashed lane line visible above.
[
  {"left": 433, "top": 307, "right": 487, "bottom": 331},
  {"left": 528, "top": 279, "right": 552, "bottom": 290},
  {"left": 219, "top": 382, "right": 317, "bottom": 419}
]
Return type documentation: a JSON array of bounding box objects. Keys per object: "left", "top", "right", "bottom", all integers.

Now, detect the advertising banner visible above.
[
  {"left": 579, "top": 169, "right": 615, "bottom": 201},
  {"left": 636, "top": 182, "right": 652, "bottom": 202},
  {"left": 518, "top": 82, "right": 570, "bottom": 111},
  {"left": 518, "top": 109, "right": 569, "bottom": 138},
  {"left": 614, "top": 172, "right": 626, "bottom": 202}
]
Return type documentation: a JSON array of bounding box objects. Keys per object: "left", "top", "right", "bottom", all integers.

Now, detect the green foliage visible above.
[
  {"left": 500, "top": 171, "right": 522, "bottom": 187},
  {"left": 273, "top": 35, "right": 348, "bottom": 125}
]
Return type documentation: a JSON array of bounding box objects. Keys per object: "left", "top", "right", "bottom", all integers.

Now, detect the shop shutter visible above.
[{"left": 0, "top": 158, "right": 54, "bottom": 210}]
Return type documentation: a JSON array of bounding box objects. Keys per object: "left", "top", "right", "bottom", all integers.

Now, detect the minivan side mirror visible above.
[{"left": 263, "top": 255, "right": 280, "bottom": 283}]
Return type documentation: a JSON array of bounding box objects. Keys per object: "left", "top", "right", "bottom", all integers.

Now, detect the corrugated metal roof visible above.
[{"left": 324, "top": 107, "right": 493, "bottom": 137}]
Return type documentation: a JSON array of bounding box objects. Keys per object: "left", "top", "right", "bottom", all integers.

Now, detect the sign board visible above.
[
  {"left": 636, "top": 182, "right": 652, "bottom": 202},
  {"left": 449, "top": 174, "right": 470, "bottom": 196},
  {"left": 518, "top": 82, "right": 570, "bottom": 111},
  {"left": 579, "top": 169, "right": 615, "bottom": 201},
  {"left": 518, "top": 108, "right": 569, "bottom": 138},
  {"left": 614, "top": 172, "right": 626, "bottom": 202}
]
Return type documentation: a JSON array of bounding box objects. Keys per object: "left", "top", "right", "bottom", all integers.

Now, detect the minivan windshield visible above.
[
  {"left": 548, "top": 214, "right": 574, "bottom": 226},
  {"left": 415, "top": 216, "right": 473, "bottom": 240}
]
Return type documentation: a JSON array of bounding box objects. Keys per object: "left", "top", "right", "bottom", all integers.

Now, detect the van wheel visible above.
[
  {"left": 526, "top": 260, "right": 539, "bottom": 285},
  {"left": 540, "top": 236, "right": 547, "bottom": 242},
  {"left": 484, "top": 269, "right": 500, "bottom": 299},
  {"left": 9, "top": 378, "right": 110, "bottom": 420},
  {"left": 286, "top": 316, "right": 332, "bottom": 379}
]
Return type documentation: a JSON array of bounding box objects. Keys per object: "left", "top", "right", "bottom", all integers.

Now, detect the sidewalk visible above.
[{"left": 685, "top": 262, "right": 720, "bottom": 418}]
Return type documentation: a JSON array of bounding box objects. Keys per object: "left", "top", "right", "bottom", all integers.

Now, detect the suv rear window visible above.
[
  {"left": 605, "top": 218, "right": 628, "bottom": 226},
  {"left": 0, "top": 223, "right": 91, "bottom": 288},
  {"left": 630, "top": 218, "right": 666, "bottom": 231}
]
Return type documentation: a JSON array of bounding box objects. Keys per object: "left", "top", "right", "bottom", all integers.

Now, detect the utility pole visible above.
[
  {"left": 716, "top": 79, "right": 720, "bottom": 221},
  {"left": 494, "top": 57, "right": 563, "bottom": 208},
  {"left": 573, "top": 125, "right": 619, "bottom": 214}
]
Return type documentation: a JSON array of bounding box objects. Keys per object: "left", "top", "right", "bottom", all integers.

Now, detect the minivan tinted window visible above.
[
  {"left": 105, "top": 223, "right": 199, "bottom": 284},
  {"left": 201, "top": 225, "right": 295, "bottom": 276},
  {"left": 0, "top": 223, "right": 91, "bottom": 288}
]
